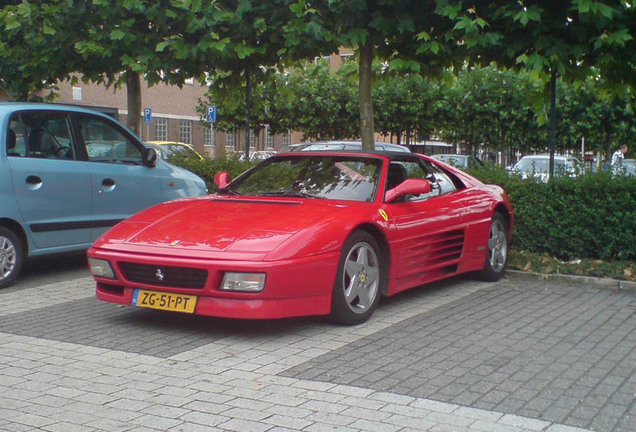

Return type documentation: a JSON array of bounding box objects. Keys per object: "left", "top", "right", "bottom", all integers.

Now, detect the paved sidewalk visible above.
[{"left": 0, "top": 272, "right": 634, "bottom": 432}]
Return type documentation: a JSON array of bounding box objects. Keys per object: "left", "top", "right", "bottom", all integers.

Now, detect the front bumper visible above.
[{"left": 89, "top": 247, "right": 339, "bottom": 320}]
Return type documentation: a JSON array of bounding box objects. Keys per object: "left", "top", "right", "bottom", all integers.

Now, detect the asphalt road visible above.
[{"left": 6, "top": 251, "right": 90, "bottom": 291}]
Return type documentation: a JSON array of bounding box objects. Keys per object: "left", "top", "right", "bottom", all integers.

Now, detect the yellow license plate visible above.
[{"left": 132, "top": 289, "right": 197, "bottom": 313}]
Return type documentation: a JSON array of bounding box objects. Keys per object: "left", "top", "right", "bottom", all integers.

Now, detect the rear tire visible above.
[
  {"left": 0, "top": 227, "right": 24, "bottom": 289},
  {"left": 476, "top": 212, "right": 508, "bottom": 281},
  {"left": 330, "top": 231, "right": 384, "bottom": 325}
]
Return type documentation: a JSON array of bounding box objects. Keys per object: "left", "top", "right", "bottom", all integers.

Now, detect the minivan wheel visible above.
[{"left": 0, "top": 227, "right": 24, "bottom": 289}]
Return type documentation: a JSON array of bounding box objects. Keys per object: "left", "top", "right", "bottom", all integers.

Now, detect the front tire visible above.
[
  {"left": 330, "top": 231, "right": 384, "bottom": 325},
  {"left": 0, "top": 227, "right": 24, "bottom": 289},
  {"left": 476, "top": 212, "right": 508, "bottom": 281}
]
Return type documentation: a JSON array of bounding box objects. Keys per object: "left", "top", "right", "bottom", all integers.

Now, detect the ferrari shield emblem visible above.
[{"left": 378, "top": 209, "right": 388, "bottom": 222}]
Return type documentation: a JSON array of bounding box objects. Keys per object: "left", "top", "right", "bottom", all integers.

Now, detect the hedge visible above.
[
  {"left": 470, "top": 167, "right": 636, "bottom": 261},
  {"left": 173, "top": 155, "right": 636, "bottom": 261}
]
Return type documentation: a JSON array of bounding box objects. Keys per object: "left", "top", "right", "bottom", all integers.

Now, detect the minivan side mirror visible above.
[{"left": 143, "top": 147, "right": 158, "bottom": 167}]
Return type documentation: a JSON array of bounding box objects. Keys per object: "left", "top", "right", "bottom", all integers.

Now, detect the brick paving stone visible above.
[
  {"left": 3, "top": 272, "right": 635, "bottom": 432},
  {"left": 282, "top": 279, "right": 635, "bottom": 432}
]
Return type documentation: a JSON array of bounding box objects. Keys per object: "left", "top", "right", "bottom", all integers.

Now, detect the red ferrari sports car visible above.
[{"left": 88, "top": 151, "right": 512, "bottom": 324}]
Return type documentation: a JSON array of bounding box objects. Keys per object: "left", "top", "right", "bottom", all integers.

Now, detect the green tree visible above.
[
  {"left": 279, "top": 61, "right": 360, "bottom": 140},
  {"left": 1, "top": 1, "right": 211, "bottom": 135},
  {"left": 73, "top": 0, "right": 203, "bottom": 136},
  {"left": 557, "top": 77, "right": 635, "bottom": 159},
  {"left": 373, "top": 72, "right": 440, "bottom": 145},
  {"left": 0, "top": 1, "right": 79, "bottom": 101},
  {"left": 432, "top": 0, "right": 635, "bottom": 174},
  {"left": 202, "top": 68, "right": 282, "bottom": 149},
  {"left": 288, "top": 0, "right": 446, "bottom": 149},
  {"left": 169, "top": 0, "right": 333, "bottom": 158}
]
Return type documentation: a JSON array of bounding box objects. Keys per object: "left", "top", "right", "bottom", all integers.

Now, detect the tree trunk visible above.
[
  {"left": 548, "top": 69, "right": 557, "bottom": 178},
  {"left": 126, "top": 70, "right": 142, "bottom": 137},
  {"left": 358, "top": 41, "right": 374, "bottom": 150},
  {"left": 245, "top": 65, "right": 251, "bottom": 160}
]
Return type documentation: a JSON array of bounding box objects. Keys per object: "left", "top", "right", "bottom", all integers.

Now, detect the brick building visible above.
[
  {"left": 2, "top": 49, "right": 403, "bottom": 158},
  {"left": 50, "top": 77, "right": 299, "bottom": 158}
]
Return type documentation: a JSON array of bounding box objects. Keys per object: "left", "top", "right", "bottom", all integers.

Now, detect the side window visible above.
[
  {"left": 420, "top": 159, "right": 458, "bottom": 195},
  {"left": 77, "top": 115, "right": 142, "bottom": 164},
  {"left": 7, "top": 117, "right": 26, "bottom": 157},
  {"left": 12, "top": 112, "right": 75, "bottom": 160},
  {"left": 388, "top": 159, "right": 458, "bottom": 202}
]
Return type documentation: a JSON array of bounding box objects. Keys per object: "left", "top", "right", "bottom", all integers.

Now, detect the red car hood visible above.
[{"left": 94, "top": 196, "right": 353, "bottom": 259}]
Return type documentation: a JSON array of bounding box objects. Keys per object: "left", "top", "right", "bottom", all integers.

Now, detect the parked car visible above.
[
  {"left": 282, "top": 140, "right": 410, "bottom": 153},
  {"left": 88, "top": 151, "right": 512, "bottom": 324},
  {"left": 509, "top": 154, "right": 584, "bottom": 182},
  {"left": 620, "top": 158, "right": 635, "bottom": 176},
  {"left": 238, "top": 150, "right": 277, "bottom": 162},
  {"left": 145, "top": 140, "right": 204, "bottom": 161},
  {"left": 430, "top": 154, "right": 484, "bottom": 170},
  {"left": 0, "top": 103, "right": 208, "bottom": 288}
]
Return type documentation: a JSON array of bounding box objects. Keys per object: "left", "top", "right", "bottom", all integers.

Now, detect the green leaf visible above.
[
  {"left": 110, "top": 29, "right": 126, "bottom": 41},
  {"left": 156, "top": 41, "right": 169, "bottom": 52},
  {"left": 4, "top": 15, "right": 20, "bottom": 31}
]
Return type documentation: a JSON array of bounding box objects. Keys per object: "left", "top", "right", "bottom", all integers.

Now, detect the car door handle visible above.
[
  {"left": 25, "top": 175, "right": 43, "bottom": 190},
  {"left": 99, "top": 178, "right": 116, "bottom": 193},
  {"left": 26, "top": 175, "right": 42, "bottom": 185}
]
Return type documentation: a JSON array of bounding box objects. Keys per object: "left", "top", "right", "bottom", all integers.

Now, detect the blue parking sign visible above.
[
  {"left": 206, "top": 105, "right": 217, "bottom": 123},
  {"left": 143, "top": 107, "right": 152, "bottom": 124}
]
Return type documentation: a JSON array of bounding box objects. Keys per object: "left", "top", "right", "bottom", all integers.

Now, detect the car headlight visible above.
[
  {"left": 88, "top": 258, "right": 116, "bottom": 279},
  {"left": 220, "top": 272, "right": 266, "bottom": 292}
]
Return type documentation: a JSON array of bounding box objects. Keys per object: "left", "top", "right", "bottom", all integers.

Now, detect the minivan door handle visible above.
[
  {"left": 26, "top": 175, "right": 42, "bottom": 185},
  {"left": 100, "top": 178, "right": 116, "bottom": 193},
  {"left": 25, "top": 175, "right": 43, "bottom": 190}
]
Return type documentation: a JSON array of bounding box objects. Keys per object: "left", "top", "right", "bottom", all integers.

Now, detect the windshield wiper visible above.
[
  {"left": 257, "top": 190, "right": 325, "bottom": 199},
  {"left": 217, "top": 187, "right": 241, "bottom": 196}
]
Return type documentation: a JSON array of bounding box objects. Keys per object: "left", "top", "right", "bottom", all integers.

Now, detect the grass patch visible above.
[{"left": 509, "top": 250, "right": 636, "bottom": 282}]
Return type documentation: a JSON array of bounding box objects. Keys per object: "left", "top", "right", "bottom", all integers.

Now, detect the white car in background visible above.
[
  {"left": 430, "top": 154, "right": 484, "bottom": 170},
  {"left": 283, "top": 141, "right": 410, "bottom": 153},
  {"left": 621, "top": 158, "right": 635, "bottom": 176},
  {"left": 509, "top": 154, "right": 584, "bottom": 182}
]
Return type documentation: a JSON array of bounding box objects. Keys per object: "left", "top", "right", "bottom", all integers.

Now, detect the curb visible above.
[{"left": 507, "top": 269, "right": 636, "bottom": 292}]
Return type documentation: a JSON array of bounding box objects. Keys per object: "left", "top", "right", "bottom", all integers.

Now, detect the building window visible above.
[
  {"left": 249, "top": 130, "right": 256, "bottom": 149},
  {"left": 204, "top": 127, "right": 213, "bottom": 147},
  {"left": 340, "top": 53, "right": 354, "bottom": 62},
  {"left": 180, "top": 120, "right": 192, "bottom": 144},
  {"left": 204, "top": 126, "right": 214, "bottom": 158},
  {"left": 281, "top": 131, "right": 290, "bottom": 148},
  {"left": 265, "top": 126, "right": 274, "bottom": 149},
  {"left": 225, "top": 131, "right": 235, "bottom": 150},
  {"left": 155, "top": 118, "right": 167, "bottom": 141}
]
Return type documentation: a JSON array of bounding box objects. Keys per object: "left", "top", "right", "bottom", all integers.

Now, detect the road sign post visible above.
[
  {"left": 206, "top": 106, "right": 217, "bottom": 123},
  {"left": 143, "top": 108, "right": 152, "bottom": 140},
  {"left": 206, "top": 106, "right": 217, "bottom": 158}
]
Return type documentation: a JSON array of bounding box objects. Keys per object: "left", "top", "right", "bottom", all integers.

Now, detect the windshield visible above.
[{"left": 227, "top": 155, "right": 382, "bottom": 202}]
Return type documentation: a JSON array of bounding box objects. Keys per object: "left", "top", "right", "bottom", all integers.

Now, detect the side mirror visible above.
[
  {"left": 385, "top": 178, "right": 430, "bottom": 203},
  {"left": 143, "top": 147, "right": 158, "bottom": 167},
  {"left": 214, "top": 172, "right": 230, "bottom": 189}
]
